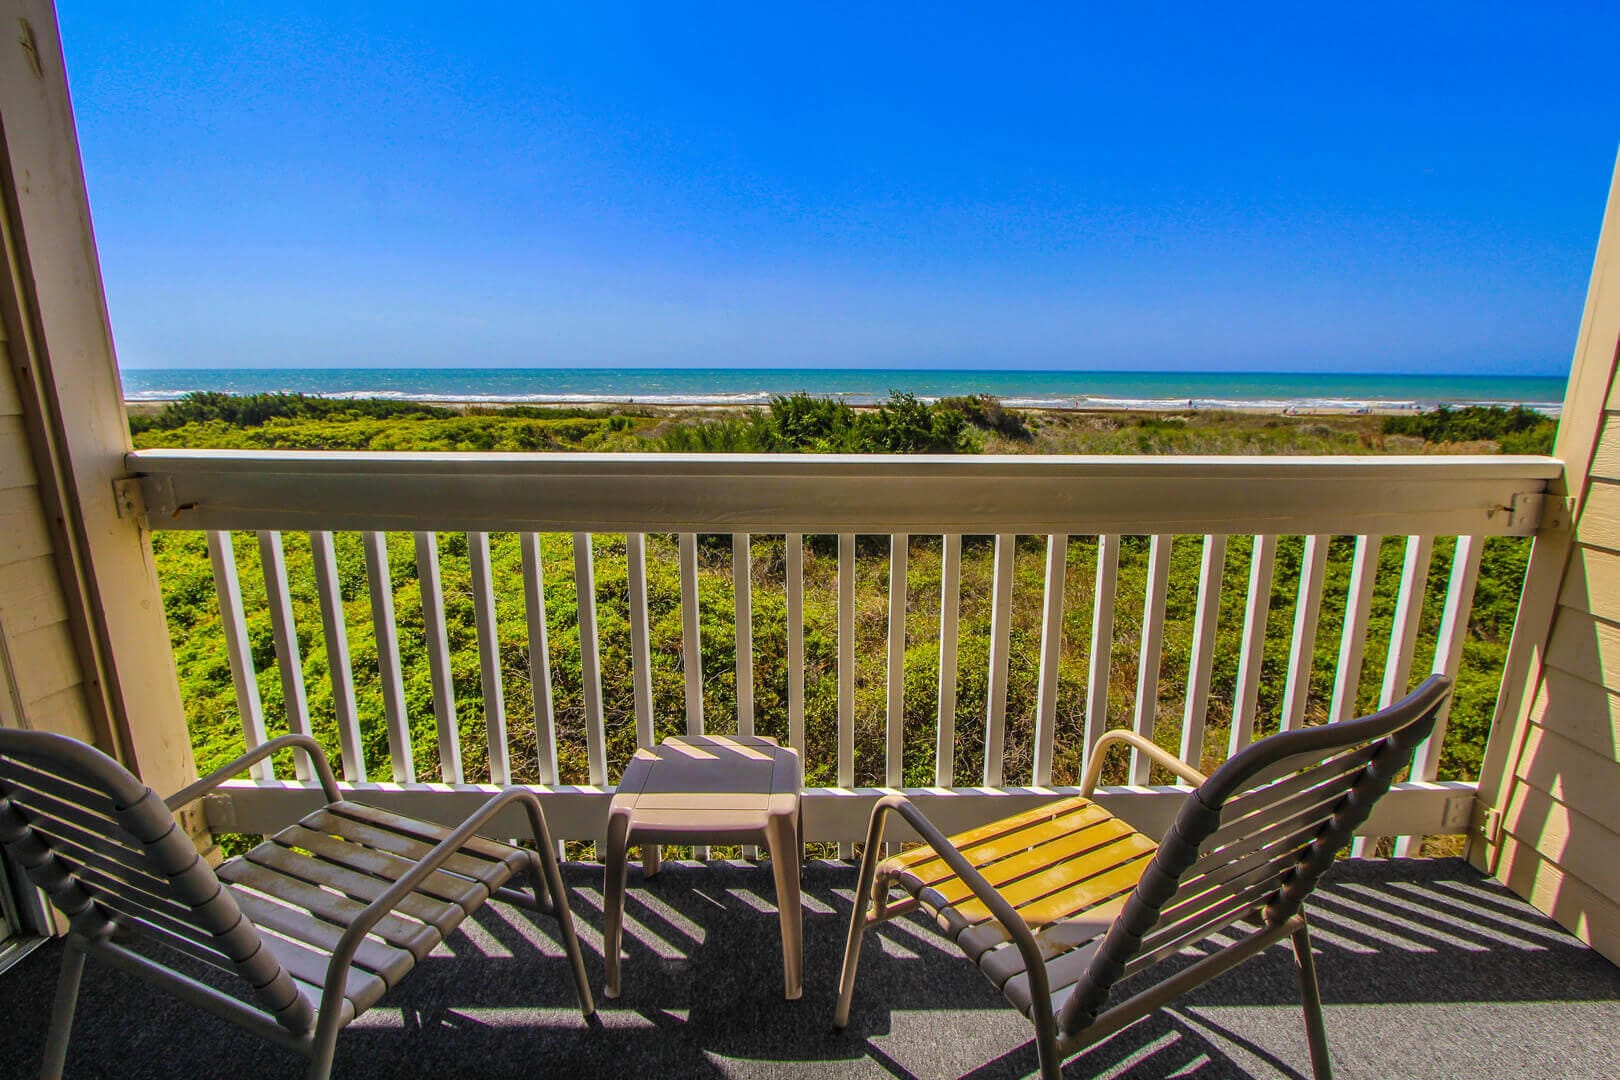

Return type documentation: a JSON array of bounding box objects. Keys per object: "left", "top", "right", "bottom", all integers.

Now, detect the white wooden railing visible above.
[{"left": 129, "top": 450, "right": 1561, "bottom": 852}]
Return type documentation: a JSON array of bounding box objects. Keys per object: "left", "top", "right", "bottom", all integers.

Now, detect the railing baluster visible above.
[
  {"left": 1354, "top": 533, "right": 1436, "bottom": 857},
  {"left": 1179, "top": 534, "right": 1228, "bottom": 771},
  {"left": 310, "top": 531, "right": 364, "bottom": 781},
  {"left": 208, "top": 531, "right": 271, "bottom": 781},
  {"left": 983, "top": 534, "right": 1017, "bottom": 787},
  {"left": 1381, "top": 535, "right": 1436, "bottom": 708},
  {"left": 1084, "top": 534, "right": 1121, "bottom": 765},
  {"left": 414, "top": 532, "right": 462, "bottom": 783},
  {"left": 1417, "top": 534, "right": 1482, "bottom": 776},
  {"left": 1131, "top": 535, "right": 1173, "bottom": 784},
  {"left": 936, "top": 534, "right": 962, "bottom": 787},
  {"left": 679, "top": 532, "right": 707, "bottom": 860},
  {"left": 838, "top": 532, "right": 856, "bottom": 858},
  {"left": 786, "top": 533, "right": 805, "bottom": 753},
  {"left": 1229, "top": 534, "right": 1278, "bottom": 758},
  {"left": 837, "top": 533, "right": 856, "bottom": 786},
  {"left": 520, "top": 534, "right": 558, "bottom": 784},
  {"left": 1032, "top": 534, "right": 1068, "bottom": 786},
  {"left": 733, "top": 534, "right": 759, "bottom": 858},
  {"left": 521, "top": 537, "right": 571, "bottom": 862},
  {"left": 468, "top": 531, "right": 508, "bottom": 785},
  {"left": 734, "top": 533, "right": 754, "bottom": 738},
  {"left": 1394, "top": 534, "right": 1483, "bottom": 857},
  {"left": 679, "top": 532, "right": 704, "bottom": 737},
  {"left": 574, "top": 533, "right": 607, "bottom": 786},
  {"left": 626, "top": 533, "right": 655, "bottom": 753},
  {"left": 257, "top": 531, "right": 311, "bottom": 781},
  {"left": 1327, "top": 535, "right": 1383, "bottom": 726},
  {"left": 886, "top": 534, "right": 908, "bottom": 787},
  {"left": 363, "top": 531, "right": 414, "bottom": 783},
  {"left": 1280, "top": 534, "right": 1330, "bottom": 732}
]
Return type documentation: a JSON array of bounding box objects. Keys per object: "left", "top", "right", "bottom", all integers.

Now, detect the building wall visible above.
[
  {"left": 0, "top": 328, "right": 96, "bottom": 744},
  {"left": 1496, "top": 448, "right": 1620, "bottom": 961},
  {"left": 1485, "top": 155, "right": 1620, "bottom": 964}
]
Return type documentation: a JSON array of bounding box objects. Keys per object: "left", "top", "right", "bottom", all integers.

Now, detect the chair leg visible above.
[
  {"left": 40, "top": 942, "right": 86, "bottom": 1080},
  {"left": 537, "top": 845, "right": 596, "bottom": 1019},
  {"left": 833, "top": 808, "right": 890, "bottom": 1029},
  {"left": 764, "top": 813, "right": 803, "bottom": 1000},
  {"left": 304, "top": 1005, "right": 344, "bottom": 1080},
  {"left": 1292, "top": 922, "right": 1333, "bottom": 1080},
  {"left": 601, "top": 811, "right": 633, "bottom": 1000},
  {"left": 304, "top": 1037, "right": 337, "bottom": 1080},
  {"left": 1026, "top": 994, "right": 1065, "bottom": 1080},
  {"left": 1033, "top": 1031, "right": 1064, "bottom": 1080},
  {"left": 519, "top": 800, "right": 595, "bottom": 1018}
]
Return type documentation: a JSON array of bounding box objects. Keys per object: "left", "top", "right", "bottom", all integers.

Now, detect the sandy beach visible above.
[{"left": 123, "top": 396, "right": 1559, "bottom": 422}]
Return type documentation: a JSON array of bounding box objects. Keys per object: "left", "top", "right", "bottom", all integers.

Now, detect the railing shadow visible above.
[{"left": 2, "top": 857, "right": 1616, "bottom": 1079}]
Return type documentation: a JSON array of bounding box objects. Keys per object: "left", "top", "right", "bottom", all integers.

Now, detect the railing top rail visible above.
[
  {"left": 129, "top": 448, "right": 1562, "bottom": 478},
  {"left": 128, "top": 449, "right": 1563, "bottom": 536}
]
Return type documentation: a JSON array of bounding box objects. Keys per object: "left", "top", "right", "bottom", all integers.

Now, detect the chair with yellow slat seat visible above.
[{"left": 834, "top": 676, "right": 1453, "bottom": 1080}]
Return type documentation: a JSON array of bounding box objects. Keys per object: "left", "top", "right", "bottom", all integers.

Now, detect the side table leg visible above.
[
  {"left": 764, "top": 811, "right": 804, "bottom": 1000},
  {"left": 603, "top": 811, "right": 633, "bottom": 998}
]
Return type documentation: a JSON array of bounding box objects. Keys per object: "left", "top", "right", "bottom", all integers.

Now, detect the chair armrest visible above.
[
  {"left": 864, "top": 795, "right": 1054, "bottom": 1019},
  {"left": 320, "top": 787, "right": 556, "bottom": 1018},
  {"left": 1080, "top": 730, "right": 1207, "bottom": 797},
  {"left": 165, "top": 734, "right": 342, "bottom": 811}
]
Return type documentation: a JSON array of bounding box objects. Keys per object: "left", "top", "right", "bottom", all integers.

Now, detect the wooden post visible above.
[{"left": 1470, "top": 150, "right": 1620, "bottom": 914}]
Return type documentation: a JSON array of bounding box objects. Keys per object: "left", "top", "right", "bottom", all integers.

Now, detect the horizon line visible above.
[{"left": 118, "top": 365, "right": 1568, "bottom": 379}]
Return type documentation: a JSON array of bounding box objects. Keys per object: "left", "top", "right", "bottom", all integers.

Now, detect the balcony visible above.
[
  {"left": 3, "top": 11, "right": 1620, "bottom": 1075},
  {"left": 5, "top": 446, "right": 1608, "bottom": 1079},
  {"left": 35, "top": 446, "right": 1599, "bottom": 1078}
]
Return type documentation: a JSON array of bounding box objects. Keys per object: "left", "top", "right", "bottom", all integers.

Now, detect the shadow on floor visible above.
[{"left": 0, "top": 857, "right": 1615, "bottom": 1079}]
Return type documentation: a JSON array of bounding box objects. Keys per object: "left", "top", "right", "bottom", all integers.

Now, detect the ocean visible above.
[{"left": 119, "top": 368, "right": 1567, "bottom": 413}]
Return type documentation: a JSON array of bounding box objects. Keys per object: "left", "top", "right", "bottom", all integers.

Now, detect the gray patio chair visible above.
[
  {"left": 0, "top": 730, "right": 595, "bottom": 1079},
  {"left": 835, "top": 674, "right": 1452, "bottom": 1080}
]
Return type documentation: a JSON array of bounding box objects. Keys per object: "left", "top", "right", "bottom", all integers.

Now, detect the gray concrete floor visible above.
[{"left": 1, "top": 857, "right": 1616, "bottom": 1078}]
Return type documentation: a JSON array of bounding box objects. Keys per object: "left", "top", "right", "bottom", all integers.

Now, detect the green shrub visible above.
[
  {"left": 1382, "top": 405, "right": 1555, "bottom": 452},
  {"left": 936, "top": 394, "right": 1034, "bottom": 441},
  {"left": 654, "top": 392, "right": 977, "bottom": 454}
]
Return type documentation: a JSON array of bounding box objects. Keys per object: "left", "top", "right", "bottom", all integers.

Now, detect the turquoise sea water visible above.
[{"left": 120, "top": 368, "right": 1567, "bottom": 412}]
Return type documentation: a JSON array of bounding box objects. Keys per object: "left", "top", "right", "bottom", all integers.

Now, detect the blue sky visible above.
[{"left": 59, "top": 3, "right": 1620, "bottom": 374}]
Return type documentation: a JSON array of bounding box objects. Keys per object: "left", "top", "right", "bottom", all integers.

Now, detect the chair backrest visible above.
[
  {"left": 1060, "top": 674, "right": 1451, "bottom": 1033},
  {"left": 0, "top": 729, "right": 314, "bottom": 1033}
]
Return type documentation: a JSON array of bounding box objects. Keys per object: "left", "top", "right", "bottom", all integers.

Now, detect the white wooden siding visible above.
[{"left": 0, "top": 357, "right": 91, "bottom": 741}]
